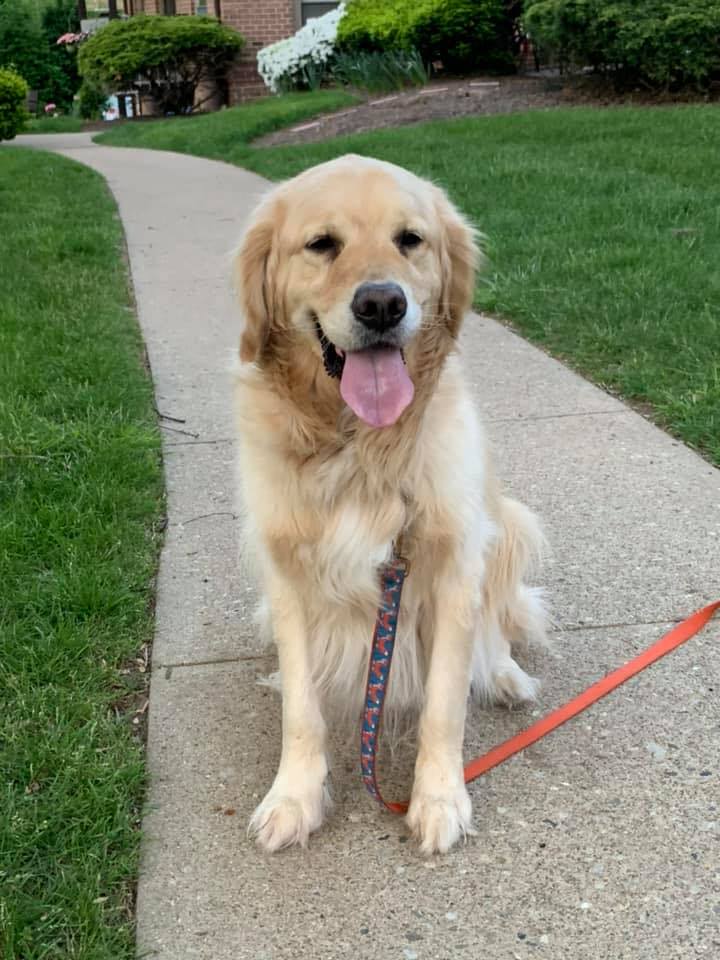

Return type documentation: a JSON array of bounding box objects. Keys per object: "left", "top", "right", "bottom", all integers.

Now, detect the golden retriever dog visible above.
[{"left": 233, "top": 155, "right": 546, "bottom": 855}]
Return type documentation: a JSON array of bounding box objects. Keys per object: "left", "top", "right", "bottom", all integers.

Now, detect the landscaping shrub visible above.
[
  {"left": 258, "top": 4, "right": 345, "bottom": 93},
  {"left": 337, "top": 0, "right": 414, "bottom": 53},
  {"left": 0, "top": 66, "right": 28, "bottom": 140},
  {"left": 78, "top": 79, "right": 108, "bottom": 119},
  {"left": 523, "top": 0, "right": 720, "bottom": 89},
  {"left": 338, "top": 0, "right": 516, "bottom": 72},
  {"left": 78, "top": 15, "right": 243, "bottom": 115},
  {"left": 332, "top": 47, "right": 428, "bottom": 92},
  {"left": 258, "top": 4, "right": 430, "bottom": 95}
]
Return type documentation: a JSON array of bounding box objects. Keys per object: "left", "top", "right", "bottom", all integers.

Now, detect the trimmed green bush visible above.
[
  {"left": 78, "top": 79, "right": 108, "bottom": 119},
  {"left": 338, "top": 0, "right": 516, "bottom": 73},
  {"left": 338, "top": 0, "right": 415, "bottom": 52},
  {"left": 0, "top": 66, "right": 28, "bottom": 140},
  {"left": 78, "top": 15, "right": 243, "bottom": 115},
  {"left": 524, "top": 0, "right": 720, "bottom": 89}
]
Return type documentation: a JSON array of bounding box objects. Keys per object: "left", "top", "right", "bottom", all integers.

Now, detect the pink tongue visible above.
[{"left": 340, "top": 347, "right": 414, "bottom": 428}]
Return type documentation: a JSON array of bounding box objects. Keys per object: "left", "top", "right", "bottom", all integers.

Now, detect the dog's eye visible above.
[
  {"left": 396, "top": 231, "right": 423, "bottom": 251},
  {"left": 306, "top": 235, "right": 338, "bottom": 255}
]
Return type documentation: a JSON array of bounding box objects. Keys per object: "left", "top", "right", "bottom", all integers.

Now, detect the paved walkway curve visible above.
[{"left": 12, "top": 134, "right": 720, "bottom": 959}]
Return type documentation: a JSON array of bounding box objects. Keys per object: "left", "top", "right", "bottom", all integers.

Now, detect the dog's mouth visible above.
[
  {"left": 313, "top": 318, "right": 414, "bottom": 429},
  {"left": 314, "top": 318, "right": 346, "bottom": 379}
]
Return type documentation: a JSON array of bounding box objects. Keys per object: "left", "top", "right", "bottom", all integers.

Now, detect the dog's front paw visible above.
[
  {"left": 406, "top": 781, "right": 476, "bottom": 855},
  {"left": 249, "top": 782, "right": 328, "bottom": 852}
]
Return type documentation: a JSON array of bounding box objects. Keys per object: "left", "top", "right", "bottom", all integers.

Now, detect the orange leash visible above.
[{"left": 374, "top": 600, "right": 720, "bottom": 816}]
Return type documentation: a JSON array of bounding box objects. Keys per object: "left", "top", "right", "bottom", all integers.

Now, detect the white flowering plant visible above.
[{"left": 257, "top": 4, "right": 346, "bottom": 93}]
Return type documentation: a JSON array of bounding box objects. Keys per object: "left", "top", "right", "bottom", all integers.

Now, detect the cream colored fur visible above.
[{"left": 232, "top": 155, "right": 547, "bottom": 855}]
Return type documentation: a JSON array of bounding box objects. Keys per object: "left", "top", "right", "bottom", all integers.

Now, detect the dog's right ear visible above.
[{"left": 234, "top": 199, "right": 277, "bottom": 364}]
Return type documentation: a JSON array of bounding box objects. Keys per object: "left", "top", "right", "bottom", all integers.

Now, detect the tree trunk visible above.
[
  {"left": 108, "top": 0, "right": 118, "bottom": 19},
  {"left": 77, "top": 0, "right": 87, "bottom": 18}
]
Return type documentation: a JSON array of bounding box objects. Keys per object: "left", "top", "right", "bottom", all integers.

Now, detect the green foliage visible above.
[
  {"left": 0, "top": 65, "right": 28, "bottom": 139},
  {"left": 338, "top": 0, "right": 516, "bottom": 72},
  {"left": 0, "top": 0, "right": 79, "bottom": 110},
  {"left": 338, "top": 0, "right": 416, "bottom": 52},
  {"left": 78, "top": 15, "right": 244, "bottom": 115},
  {"left": 41, "top": 0, "right": 82, "bottom": 108},
  {"left": 271, "top": 56, "right": 328, "bottom": 94},
  {"left": 412, "top": 0, "right": 515, "bottom": 71},
  {"left": 332, "top": 47, "right": 428, "bottom": 93},
  {"left": 78, "top": 78, "right": 108, "bottom": 119},
  {"left": 523, "top": 0, "right": 720, "bottom": 89},
  {"left": 0, "top": 0, "right": 47, "bottom": 92}
]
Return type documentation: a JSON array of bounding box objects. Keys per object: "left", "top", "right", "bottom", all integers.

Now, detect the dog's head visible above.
[{"left": 235, "top": 155, "right": 480, "bottom": 428}]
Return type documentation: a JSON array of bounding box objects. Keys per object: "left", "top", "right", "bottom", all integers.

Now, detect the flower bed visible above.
[{"left": 258, "top": 4, "right": 346, "bottom": 93}]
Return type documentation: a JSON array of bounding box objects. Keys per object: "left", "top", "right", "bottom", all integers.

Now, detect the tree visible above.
[
  {"left": 0, "top": 0, "right": 81, "bottom": 109},
  {"left": 0, "top": 0, "right": 48, "bottom": 92},
  {"left": 42, "top": 0, "right": 82, "bottom": 107}
]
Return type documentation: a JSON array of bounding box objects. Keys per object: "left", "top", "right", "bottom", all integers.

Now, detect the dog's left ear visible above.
[
  {"left": 435, "top": 188, "right": 482, "bottom": 337},
  {"left": 233, "top": 197, "right": 278, "bottom": 364}
]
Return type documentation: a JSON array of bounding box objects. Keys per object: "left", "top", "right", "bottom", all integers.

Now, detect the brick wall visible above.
[
  {"left": 222, "top": 0, "right": 296, "bottom": 103},
  {"left": 126, "top": 0, "right": 292, "bottom": 103},
  {"left": 130, "top": 1, "right": 211, "bottom": 15}
]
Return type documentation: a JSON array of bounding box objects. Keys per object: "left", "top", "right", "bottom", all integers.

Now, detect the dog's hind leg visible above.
[
  {"left": 471, "top": 606, "right": 541, "bottom": 705},
  {"left": 472, "top": 496, "right": 547, "bottom": 705}
]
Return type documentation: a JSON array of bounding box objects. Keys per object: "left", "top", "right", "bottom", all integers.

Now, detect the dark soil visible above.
[{"left": 254, "top": 73, "right": 720, "bottom": 147}]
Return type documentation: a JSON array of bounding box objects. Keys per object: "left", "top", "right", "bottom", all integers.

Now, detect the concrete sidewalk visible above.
[{"left": 13, "top": 134, "right": 720, "bottom": 959}]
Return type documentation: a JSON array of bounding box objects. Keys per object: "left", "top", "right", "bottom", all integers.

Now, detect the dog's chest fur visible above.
[{"left": 236, "top": 356, "right": 492, "bottom": 714}]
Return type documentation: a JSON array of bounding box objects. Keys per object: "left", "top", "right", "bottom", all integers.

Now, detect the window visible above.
[{"left": 299, "top": 1, "right": 339, "bottom": 26}]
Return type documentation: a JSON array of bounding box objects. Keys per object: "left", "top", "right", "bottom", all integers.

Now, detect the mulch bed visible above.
[{"left": 254, "top": 73, "right": 720, "bottom": 147}]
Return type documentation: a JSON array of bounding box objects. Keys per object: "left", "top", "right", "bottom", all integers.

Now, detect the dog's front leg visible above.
[
  {"left": 249, "top": 572, "right": 329, "bottom": 852},
  {"left": 407, "top": 573, "right": 477, "bottom": 854}
]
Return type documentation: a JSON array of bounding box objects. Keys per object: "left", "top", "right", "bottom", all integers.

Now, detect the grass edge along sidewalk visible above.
[
  {"left": 0, "top": 148, "right": 163, "bottom": 960},
  {"left": 99, "top": 100, "right": 720, "bottom": 468}
]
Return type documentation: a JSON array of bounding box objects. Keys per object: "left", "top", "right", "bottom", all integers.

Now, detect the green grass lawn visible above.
[
  {"left": 96, "top": 89, "right": 355, "bottom": 161},
  {"left": 24, "top": 115, "right": 85, "bottom": 133},
  {"left": 99, "top": 101, "right": 720, "bottom": 465},
  {"left": 0, "top": 149, "right": 163, "bottom": 959}
]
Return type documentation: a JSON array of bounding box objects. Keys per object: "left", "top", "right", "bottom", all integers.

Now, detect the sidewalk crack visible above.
[
  {"left": 486, "top": 408, "right": 623, "bottom": 426},
  {"left": 173, "top": 511, "right": 238, "bottom": 526},
  {"left": 156, "top": 652, "right": 276, "bottom": 672},
  {"left": 553, "top": 618, "right": 682, "bottom": 633}
]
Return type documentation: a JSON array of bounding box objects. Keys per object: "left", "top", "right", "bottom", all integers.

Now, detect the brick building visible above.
[{"left": 123, "top": 1, "right": 340, "bottom": 103}]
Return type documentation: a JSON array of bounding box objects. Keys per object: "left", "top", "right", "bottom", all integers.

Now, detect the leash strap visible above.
[
  {"left": 361, "top": 594, "right": 720, "bottom": 815},
  {"left": 360, "top": 558, "right": 408, "bottom": 806}
]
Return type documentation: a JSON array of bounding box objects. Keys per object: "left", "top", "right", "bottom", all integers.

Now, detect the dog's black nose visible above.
[{"left": 351, "top": 282, "right": 407, "bottom": 333}]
